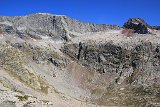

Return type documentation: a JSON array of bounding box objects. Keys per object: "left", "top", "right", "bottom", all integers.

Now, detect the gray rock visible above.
[
  {"left": 0, "top": 100, "right": 16, "bottom": 107},
  {"left": 62, "top": 41, "right": 160, "bottom": 86},
  {"left": 0, "top": 13, "right": 121, "bottom": 41}
]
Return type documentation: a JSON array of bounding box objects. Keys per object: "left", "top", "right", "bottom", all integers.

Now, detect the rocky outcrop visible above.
[
  {"left": 61, "top": 37, "right": 160, "bottom": 106},
  {"left": 123, "top": 18, "right": 160, "bottom": 34},
  {"left": 63, "top": 42, "right": 160, "bottom": 85},
  {"left": 123, "top": 18, "right": 150, "bottom": 34},
  {"left": 0, "top": 23, "right": 14, "bottom": 34},
  {"left": 150, "top": 26, "right": 160, "bottom": 30}
]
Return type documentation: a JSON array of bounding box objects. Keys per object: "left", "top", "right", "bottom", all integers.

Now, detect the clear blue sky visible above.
[{"left": 0, "top": 0, "right": 159, "bottom": 26}]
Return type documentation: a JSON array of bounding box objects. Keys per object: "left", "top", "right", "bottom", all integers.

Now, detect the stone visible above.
[{"left": 0, "top": 100, "right": 16, "bottom": 107}]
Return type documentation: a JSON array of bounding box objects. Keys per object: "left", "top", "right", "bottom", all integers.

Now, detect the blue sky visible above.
[{"left": 0, "top": 0, "right": 159, "bottom": 26}]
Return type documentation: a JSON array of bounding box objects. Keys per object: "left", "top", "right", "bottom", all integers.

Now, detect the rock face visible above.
[
  {"left": 62, "top": 40, "right": 160, "bottom": 106},
  {"left": 123, "top": 18, "right": 150, "bottom": 34},
  {"left": 63, "top": 42, "right": 160, "bottom": 85},
  {"left": 0, "top": 13, "right": 120, "bottom": 41}
]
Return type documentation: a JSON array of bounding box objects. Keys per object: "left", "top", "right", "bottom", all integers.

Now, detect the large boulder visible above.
[{"left": 123, "top": 18, "right": 150, "bottom": 34}]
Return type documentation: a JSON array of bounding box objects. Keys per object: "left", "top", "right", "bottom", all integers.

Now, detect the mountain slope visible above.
[{"left": 0, "top": 13, "right": 160, "bottom": 107}]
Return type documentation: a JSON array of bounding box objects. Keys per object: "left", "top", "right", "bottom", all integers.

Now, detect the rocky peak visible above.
[
  {"left": 123, "top": 18, "right": 150, "bottom": 34},
  {"left": 0, "top": 13, "right": 121, "bottom": 41}
]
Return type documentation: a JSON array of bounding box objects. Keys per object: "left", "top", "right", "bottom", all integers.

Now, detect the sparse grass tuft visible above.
[{"left": 16, "top": 95, "right": 30, "bottom": 101}]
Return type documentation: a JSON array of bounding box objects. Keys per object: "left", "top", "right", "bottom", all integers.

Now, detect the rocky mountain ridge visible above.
[
  {"left": 0, "top": 13, "right": 160, "bottom": 107},
  {"left": 0, "top": 13, "right": 121, "bottom": 41}
]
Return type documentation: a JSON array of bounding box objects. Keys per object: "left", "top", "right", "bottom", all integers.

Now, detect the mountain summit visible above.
[{"left": 0, "top": 13, "right": 120, "bottom": 41}]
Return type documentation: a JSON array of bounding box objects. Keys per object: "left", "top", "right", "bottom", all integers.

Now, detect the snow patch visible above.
[{"left": 36, "top": 13, "right": 66, "bottom": 16}]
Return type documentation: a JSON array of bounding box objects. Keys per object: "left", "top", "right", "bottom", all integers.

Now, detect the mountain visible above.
[
  {"left": 0, "top": 13, "right": 160, "bottom": 107},
  {"left": 0, "top": 13, "right": 120, "bottom": 41}
]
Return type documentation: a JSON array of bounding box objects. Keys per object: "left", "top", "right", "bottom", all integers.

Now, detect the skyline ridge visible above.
[
  {"left": 0, "top": 13, "right": 159, "bottom": 27},
  {"left": 0, "top": 0, "right": 160, "bottom": 26}
]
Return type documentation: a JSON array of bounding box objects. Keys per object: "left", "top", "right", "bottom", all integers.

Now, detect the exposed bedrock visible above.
[
  {"left": 63, "top": 41, "right": 160, "bottom": 86},
  {"left": 0, "top": 13, "right": 121, "bottom": 41}
]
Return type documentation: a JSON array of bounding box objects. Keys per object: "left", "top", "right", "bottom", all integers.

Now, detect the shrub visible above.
[{"left": 16, "top": 95, "right": 30, "bottom": 101}]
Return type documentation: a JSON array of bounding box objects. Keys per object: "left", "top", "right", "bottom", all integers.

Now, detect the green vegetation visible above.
[
  {"left": 16, "top": 95, "right": 30, "bottom": 101},
  {"left": 0, "top": 44, "right": 50, "bottom": 94},
  {"left": 0, "top": 44, "right": 26, "bottom": 72}
]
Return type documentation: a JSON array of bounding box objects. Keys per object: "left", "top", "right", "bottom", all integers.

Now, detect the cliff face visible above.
[
  {"left": 0, "top": 13, "right": 160, "bottom": 107},
  {"left": 63, "top": 42, "right": 160, "bottom": 85},
  {"left": 0, "top": 13, "right": 120, "bottom": 41},
  {"left": 62, "top": 38, "right": 160, "bottom": 106}
]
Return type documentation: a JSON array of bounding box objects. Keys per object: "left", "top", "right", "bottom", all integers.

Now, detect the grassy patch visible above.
[{"left": 0, "top": 44, "right": 50, "bottom": 94}]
